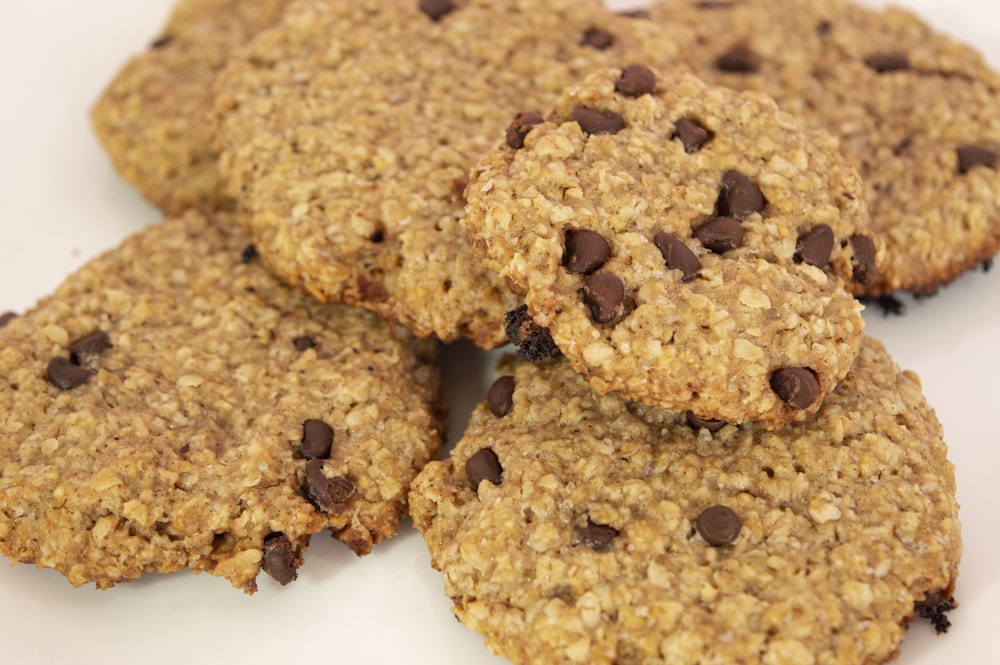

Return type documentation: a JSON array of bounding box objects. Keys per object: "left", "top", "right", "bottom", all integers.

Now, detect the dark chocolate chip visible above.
[
  {"left": 0, "top": 311, "right": 17, "bottom": 328},
  {"left": 261, "top": 533, "right": 298, "bottom": 585},
  {"left": 956, "top": 144, "right": 999, "bottom": 174},
  {"left": 504, "top": 306, "right": 561, "bottom": 361},
  {"left": 563, "top": 229, "right": 612, "bottom": 274},
  {"left": 303, "top": 458, "right": 355, "bottom": 511},
  {"left": 572, "top": 108, "right": 626, "bottom": 136},
  {"left": 717, "top": 171, "right": 766, "bottom": 217},
  {"left": 697, "top": 1, "right": 734, "bottom": 8},
  {"left": 46, "top": 357, "right": 94, "bottom": 391},
  {"left": 300, "top": 419, "right": 334, "bottom": 459},
  {"left": 583, "top": 273, "right": 625, "bottom": 323},
  {"left": 465, "top": 447, "right": 502, "bottom": 488},
  {"left": 695, "top": 505, "right": 741, "bottom": 545},
  {"left": 240, "top": 244, "right": 258, "bottom": 263},
  {"left": 654, "top": 232, "right": 702, "bottom": 281},
  {"left": 770, "top": 367, "right": 820, "bottom": 410},
  {"left": 69, "top": 331, "right": 112, "bottom": 365},
  {"left": 849, "top": 234, "right": 877, "bottom": 285},
  {"left": 575, "top": 520, "right": 620, "bottom": 551},
  {"left": 864, "top": 52, "right": 909, "bottom": 73},
  {"left": 487, "top": 375, "right": 515, "bottom": 418},
  {"left": 715, "top": 45, "right": 759, "bottom": 73},
  {"left": 795, "top": 224, "right": 835, "bottom": 267},
  {"left": 615, "top": 64, "right": 656, "bottom": 97},
  {"left": 293, "top": 335, "right": 317, "bottom": 351},
  {"left": 505, "top": 111, "right": 544, "bottom": 150},
  {"left": 150, "top": 35, "right": 174, "bottom": 49},
  {"left": 617, "top": 8, "right": 650, "bottom": 19},
  {"left": 581, "top": 27, "right": 613, "bottom": 50},
  {"left": 694, "top": 216, "right": 745, "bottom": 253},
  {"left": 685, "top": 411, "right": 726, "bottom": 433},
  {"left": 673, "top": 118, "right": 712, "bottom": 153},
  {"left": 419, "top": 0, "right": 455, "bottom": 21}
]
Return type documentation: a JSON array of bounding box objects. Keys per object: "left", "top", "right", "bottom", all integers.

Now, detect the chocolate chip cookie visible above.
[
  {"left": 91, "top": 0, "right": 292, "bottom": 214},
  {"left": 465, "top": 67, "right": 880, "bottom": 425},
  {"left": 212, "top": 0, "right": 692, "bottom": 347},
  {"left": 649, "top": 0, "right": 1000, "bottom": 296},
  {"left": 0, "top": 211, "right": 442, "bottom": 592},
  {"left": 409, "top": 337, "right": 961, "bottom": 665}
]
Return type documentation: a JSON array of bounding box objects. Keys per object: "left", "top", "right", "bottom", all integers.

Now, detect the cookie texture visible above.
[
  {"left": 91, "top": 0, "right": 292, "bottom": 214},
  {"left": 465, "top": 67, "right": 879, "bottom": 425},
  {"left": 649, "top": 0, "right": 1000, "bottom": 296},
  {"left": 0, "top": 211, "right": 442, "bottom": 592},
  {"left": 212, "top": 0, "right": 692, "bottom": 346},
  {"left": 410, "top": 337, "right": 961, "bottom": 665}
]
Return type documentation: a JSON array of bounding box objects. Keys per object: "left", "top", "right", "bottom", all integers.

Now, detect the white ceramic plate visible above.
[{"left": 0, "top": 1, "right": 995, "bottom": 662}]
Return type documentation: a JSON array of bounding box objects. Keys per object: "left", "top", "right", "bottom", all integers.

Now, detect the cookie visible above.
[
  {"left": 648, "top": 0, "right": 1000, "bottom": 296},
  {"left": 91, "top": 0, "right": 292, "bottom": 214},
  {"left": 212, "top": 0, "right": 693, "bottom": 347},
  {"left": 409, "top": 337, "right": 961, "bottom": 665},
  {"left": 464, "top": 67, "right": 880, "bottom": 426},
  {"left": 0, "top": 211, "right": 442, "bottom": 593}
]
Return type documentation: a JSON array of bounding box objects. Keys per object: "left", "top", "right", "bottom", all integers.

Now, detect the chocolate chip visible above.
[
  {"left": 261, "top": 533, "right": 298, "bottom": 585},
  {"left": 505, "top": 306, "right": 560, "bottom": 361},
  {"left": 716, "top": 45, "right": 759, "bottom": 73},
  {"left": 301, "top": 419, "right": 334, "bottom": 459},
  {"left": 46, "top": 357, "right": 94, "bottom": 391},
  {"left": 572, "top": 108, "right": 626, "bottom": 136},
  {"left": 581, "top": 27, "right": 613, "bottom": 50},
  {"left": 466, "top": 448, "right": 502, "bottom": 488},
  {"left": 505, "top": 111, "right": 544, "bottom": 150},
  {"left": 240, "top": 244, "right": 258, "bottom": 263},
  {"left": 583, "top": 273, "right": 625, "bottom": 323},
  {"left": 419, "top": 0, "right": 455, "bottom": 21},
  {"left": 697, "top": 1, "right": 734, "bottom": 7},
  {"left": 695, "top": 505, "right": 741, "bottom": 545},
  {"left": 575, "top": 520, "right": 620, "bottom": 551},
  {"left": 795, "top": 224, "right": 835, "bottom": 267},
  {"left": 69, "top": 331, "right": 112, "bottom": 365},
  {"left": 694, "top": 216, "right": 745, "bottom": 253},
  {"left": 915, "top": 590, "right": 956, "bottom": 634},
  {"left": 673, "top": 118, "right": 712, "bottom": 153},
  {"left": 451, "top": 177, "right": 468, "bottom": 201},
  {"left": 615, "top": 64, "right": 656, "bottom": 97},
  {"left": 303, "top": 458, "right": 355, "bottom": 511},
  {"left": 864, "top": 52, "right": 909, "bottom": 73},
  {"left": 487, "top": 375, "right": 515, "bottom": 417},
  {"left": 654, "top": 232, "right": 702, "bottom": 281},
  {"left": 0, "top": 311, "right": 17, "bottom": 328},
  {"left": 956, "top": 144, "right": 999, "bottom": 174},
  {"left": 617, "top": 8, "right": 650, "bottom": 19},
  {"left": 150, "top": 35, "right": 174, "bottom": 49},
  {"left": 563, "top": 229, "right": 612, "bottom": 274},
  {"left": 770, "top": 367, "right": 820, "bottom": 410},
  {"left": 685, "top": 411, "right": 726, "bottom": 433},
  {"left": 293, "top": 335, "right": 317, "bottom": 351},
  {"left": 717, "top": 171, "right": 766, "bottom": 217},
  {"left": 849, "top": 234, "right": 877, "bottom": 285}
]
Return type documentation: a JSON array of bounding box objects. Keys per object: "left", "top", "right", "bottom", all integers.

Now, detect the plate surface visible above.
[{"left": 0, "top": 1, "right": 996, "bottom": 662}]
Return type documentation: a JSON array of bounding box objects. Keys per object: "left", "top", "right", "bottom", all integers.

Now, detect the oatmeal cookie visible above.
[
  {"left": 465, "top": 67, "right": 880, "bottom": 425},
  {"left": 212, "top": 0, "right": 692, "bottom": 346},
  {"left": 0, "top": 211, "right": 442, "bottom": 593},
  {"left": 649, "top": 0, "right": 1000, "bottom": 296},
  {"left": 410, "top": 337, "right": 961, "bottom": 665}
]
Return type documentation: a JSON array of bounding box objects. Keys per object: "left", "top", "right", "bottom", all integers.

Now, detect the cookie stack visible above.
[{"left": 1, "top": 0, "right": 984, "bottom": 664}]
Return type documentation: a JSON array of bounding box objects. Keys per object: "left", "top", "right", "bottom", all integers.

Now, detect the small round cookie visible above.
[
  {"left": 0, "top": 211, "right": 442, "bottom": 593},
  {"left": 465, "top": 67, "right": 880, "bottom": 426},
  {"left": 648, "top": 0, "right": 1000, "bottom": 296},
  {"left": 409, "top": 337, "right": 961, "bottom": 665},
  {"left": 91, "top": 0, "right": 292, "bottom": 214},
  {"left": 212, "top": 0, "right": 692, "bottom": 347}
]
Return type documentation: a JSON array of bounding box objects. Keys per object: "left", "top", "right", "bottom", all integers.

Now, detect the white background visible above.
[{"left": 0, "top": 1, "right": 996, "bottom": 662}]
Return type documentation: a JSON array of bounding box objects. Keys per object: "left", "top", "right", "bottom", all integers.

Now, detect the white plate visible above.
[{"left": 0, "top": 1, "right": 996, "bottom": 662}]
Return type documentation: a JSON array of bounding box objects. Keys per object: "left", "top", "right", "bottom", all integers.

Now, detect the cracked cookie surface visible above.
[
  {"left": 649, "top": 0, "right": 1000, "bottom": 295},
  {"left": 410, "top": 337, "right": 961, "bottom": 665},
  {"left": 465, "top": 67, "right": 879, "bottom": 425},
  {"left": 0, "top": 211, "right": 442, "bottom": 592}
]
